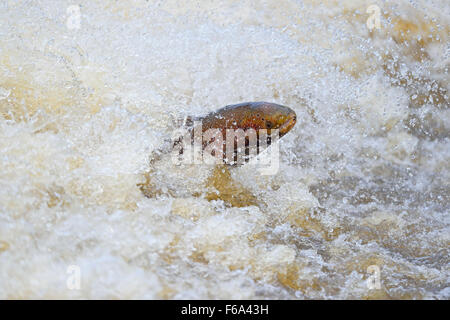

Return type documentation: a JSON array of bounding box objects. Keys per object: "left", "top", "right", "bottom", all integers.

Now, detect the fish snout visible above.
[{"left": 279, "top": 110, "right": 296, "bottom": 136}]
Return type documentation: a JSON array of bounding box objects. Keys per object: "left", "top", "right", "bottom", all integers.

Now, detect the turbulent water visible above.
[{"left": 0, "top": 0, "right": 449, "bottom": 299}]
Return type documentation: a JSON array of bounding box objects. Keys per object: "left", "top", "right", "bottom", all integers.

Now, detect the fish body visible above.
[
  {"left": 199, "top": 101, "right": 296, "bottom": 137},
  {"left": 176, "top": 102, "right": 297, "bottom": 164},
  {"left": 141, "top": 102, "right": 297, "bottom": 198}
]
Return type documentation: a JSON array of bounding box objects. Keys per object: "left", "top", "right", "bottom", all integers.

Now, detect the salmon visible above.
[{"left": 175, "top": 102, "right": 297, "bottom": 165}]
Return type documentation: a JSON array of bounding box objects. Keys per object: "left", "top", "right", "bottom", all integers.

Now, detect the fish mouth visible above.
[{"left": 279, "top": 113, "right": 296, "bottom": 136}]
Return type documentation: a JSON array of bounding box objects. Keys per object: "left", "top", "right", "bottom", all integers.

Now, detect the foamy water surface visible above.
[{"left": 0, "top": 0, "right": 449, "bottom": 299}]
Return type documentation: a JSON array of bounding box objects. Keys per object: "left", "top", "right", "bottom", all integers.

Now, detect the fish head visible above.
[{"left": 246, "top": 102, "right": 297, "bottom": 137}]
